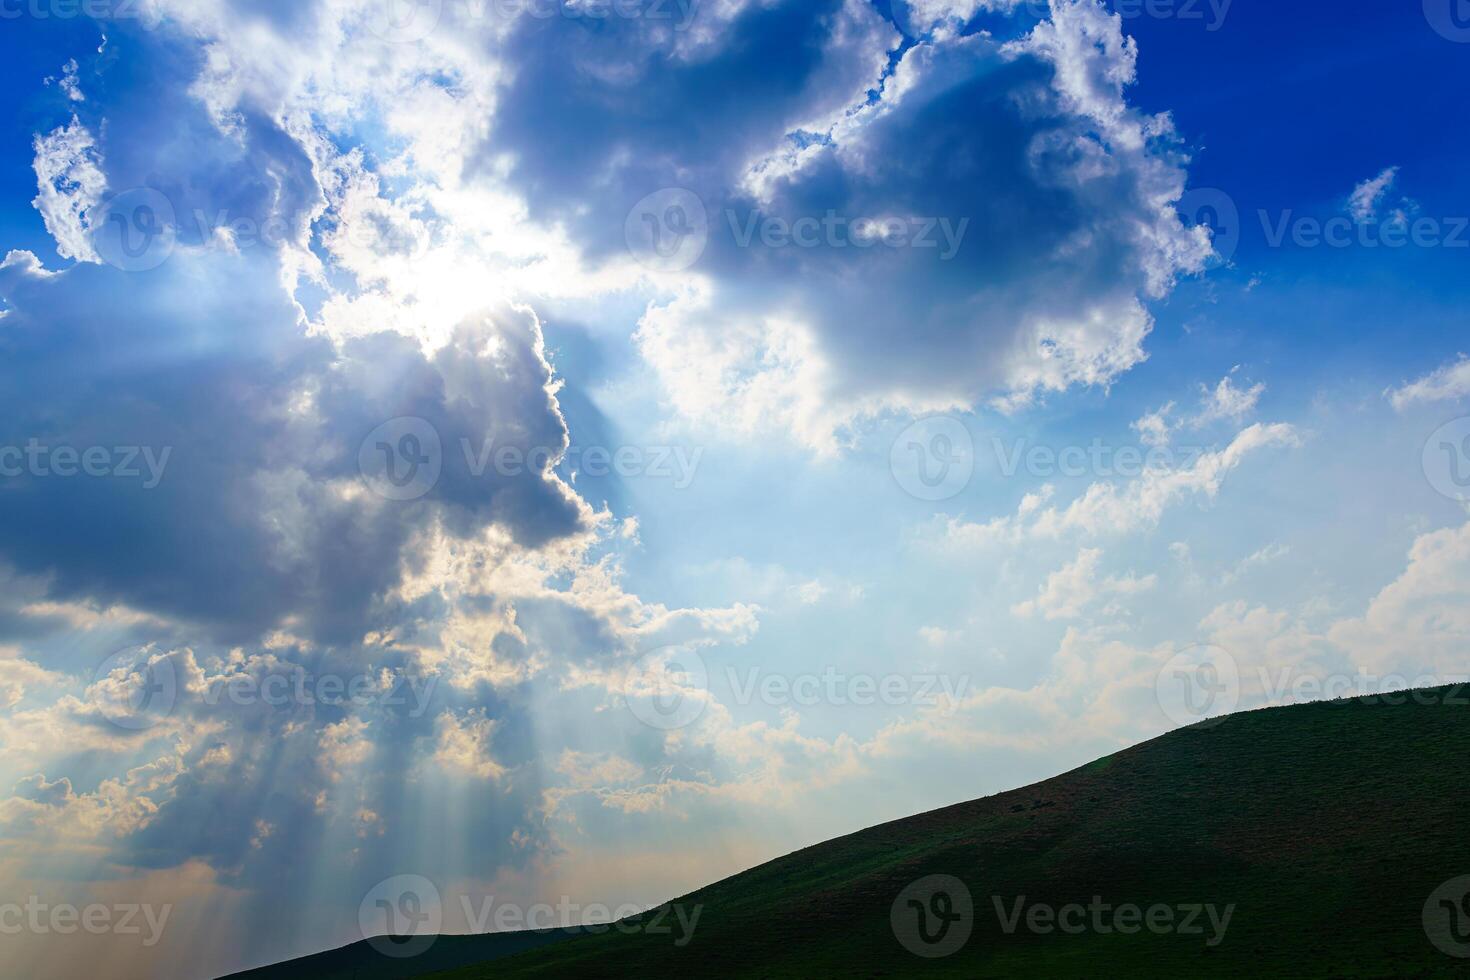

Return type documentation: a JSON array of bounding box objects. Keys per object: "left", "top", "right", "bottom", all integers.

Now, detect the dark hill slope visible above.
[{"left": 238, "top": 686, "right": 1470, "bottom": 978}]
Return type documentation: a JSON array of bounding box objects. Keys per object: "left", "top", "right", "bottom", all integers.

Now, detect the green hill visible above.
[{"left": 234, "top": 685, "right": 1470, "bottom": 978}]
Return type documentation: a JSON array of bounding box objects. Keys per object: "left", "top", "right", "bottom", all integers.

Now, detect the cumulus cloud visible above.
[
  {"left": 1013, "top": 547, "right": 1156, "bottom": 620},
  {"left": 0, "top": 3, "right": 1260, "bottom": 973},
  {"left": 30, "top": 117, "right": 105, "bottom": 263},
  {"left": 504, "top": 0, "right": 1214, "bottom": 447}
]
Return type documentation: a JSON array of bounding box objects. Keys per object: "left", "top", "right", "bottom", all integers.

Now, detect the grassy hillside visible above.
[
  {"left": 221, "top": 927, "right": 584, "bottom": 979},
  {"left": 238, "top": 686, "right": 1470, "bottom": 978}
]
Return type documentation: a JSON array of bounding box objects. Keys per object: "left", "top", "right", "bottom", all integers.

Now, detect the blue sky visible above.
[{"left": 0, "top": 2, "right": 1468, "bottom": 977}]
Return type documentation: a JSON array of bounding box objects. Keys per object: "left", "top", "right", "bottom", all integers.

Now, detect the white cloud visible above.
[
  {"left": 1132, "top": 401, "right": 1176, "bottom": 448},
  {"left": 1348, "top": 166, "right": 1399, "bottom": 223},
  {"left": 1131, "top": 369, "right": 1264, "bottom": 449},
  {"left": 1013, "top": 547, "right": 1157, "bottom": 620},
  {"left": 433, "top": 710, "right": 507, "bottom": 781},
  {"left": 943, "top": 421, "right": 1300, "bottom": 547},
  {"left": 1386, "top": 354, "right": 1470, "bottom": 410},
  {"left": 1194, "top": 369, "right": 1265, "bottom": 426},
  {"left": 30, "top": 117, "right": 105, "bottom": 263}
]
